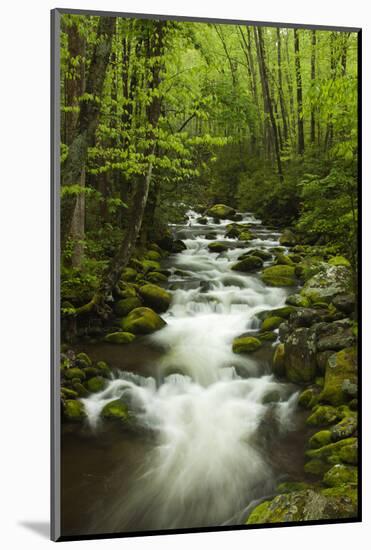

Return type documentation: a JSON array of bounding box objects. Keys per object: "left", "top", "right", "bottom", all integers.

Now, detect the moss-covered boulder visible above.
[
  {"left": 86, "top": 376, "right": 106, "bottom": 393},
  {"left": 224, "top": 225, "right": 241, "bottom": 239},
  {"left": 298, "top": 387, "right": 319, "bottom": 409},
  {"left": 64, "top": 368, "right": 86, "bottom": 381},
  {"left": 61, "top": 387, "right": 79, "bottom": 399},
  {"left": 104, "top": 332, "right": 136, "bottom": 345},
  {"left": 323, "top": 464, "right": 357, "bottom": 487},
  {"left": 121, "top": 307, "right": 166, "bottom": 335},
  {"left": 232, "top": 336, "right": 262, "bottom": 354},
  {"left": 246, "top": 488, "right": 356, "bottom": 524},
  {"left": 306, "top": 437, "right": 357, "bottom": 466},
  {"left": 301, "top": 264, "right": 352, "bottom": 303},
  {"left": 243, "top": 249, "right": 272, "bottom": 261},
  {"left": 206, "top": 204, "right": 236, "bottom": 219},
  {"left": 114, "top": 296, "right": 142, "bottom": 317},
  {"left": 141, "top": 259, "right": 161, "bottom": 273},
  {"left": 308, "top": 430, "right": 332, "bottom": 449},
  {"left": 208, "top": 241, "right": 228, "bottom": 253},
  {"left": 72, "top": 382, "right": 89, "bottom": 397},
  {"left": 319, "top": 348, "right": 357, "bottom": 406},
  {"left": 261, "top": 316, "right": 285, "bottom": 331},
  {"left": 138, "top": 284, "right": 171, "bottom": 313},
  {"left": 272, "top": 343, "right": 285, "bottom": 377},
  {"left": 96, "top": 360, "right": 111, "bottom": 379},
  {"left": 306, "top": 405, "right": 342, "bottom": 426},
  {"left": 238, "top": 230, "right": 253, "bottom": 241},
  {"left": 275, "top": 253, "right": 295, "bottom": 266},
  {"left": 261, "top": 265, "right": 296, "bottom": 287},
  {"left": 328, "top": 256, "right": 351, "bottom": 268},
  {"left": 101, "top": 399, "right": 129, "bottom": 421},
  {"left": 258, "top": 331, "right": 277, "bottom": 342},
  {"left": 84, "top": 367, "right": 98, "bottom": 378},
  {"left": 146, "top": 271, "right": 168, "bottom": 284},
  {"left": 145, "top": 250, "right": 162, "bottom": 262},
  {"left": 75, "top": 352, "right": 92, "bottom": 367},
  {"left": 122, "top": 267, "right": 138, "bottom": 281},
  {"left": 279, "top": 229, "right": 296, "bottom": 247},
  {"left": 196, "top": 216, "right": 208, "bottom": 225},
  {"left": 231, "top": 256, "right": 263, "bottom": 272},
  {"left": 284, "top": 327, "right": 317, "bottom": 383},
  {"left": 331, "top": 414, "right": 357, "bottom": 441},
  {"left": 63, "top": 400, "right": 87, "bottom": 422},
  {"left": 285, "top": 293, "right": 310, "bottom": 308}
]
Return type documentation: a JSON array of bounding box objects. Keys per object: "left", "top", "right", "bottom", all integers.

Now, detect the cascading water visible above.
[{"left": 79, "top": 210, "right": 300, "bottom": 532}]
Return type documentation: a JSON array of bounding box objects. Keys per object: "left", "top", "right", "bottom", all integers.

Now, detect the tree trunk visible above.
[
  {"left": 277, "top": 28, "right": 288, "bottom": 145},
  {"left": 294, "top": 29, "right": 305, "bottom": 155},
  {"left": 74, "top": 21, "right": 167, "bottom": 317},
  {"left": 254, "top": 27, "right": 284, "bottom": 182},
  {"left": 61, "top": 16, "right": 115, "bottom": 250}
]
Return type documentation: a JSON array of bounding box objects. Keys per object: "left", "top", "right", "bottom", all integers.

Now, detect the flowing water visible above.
[{"left": 61, "top": 210, "right": 310, "bottom": 536}]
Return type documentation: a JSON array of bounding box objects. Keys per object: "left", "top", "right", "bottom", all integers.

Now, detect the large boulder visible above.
[
  {"left": 101, "top": 399, "right": 129, "bottom": 421},
  {"left": 261, "top": 265, "right": 296, "bottom": 287},
  {"left": 301, "top": 264, "right": 352, "bottom": 304},
  {"left": 232, "top": 336, "right": 262, "bottom": 353},
  {"left": 63, "top": 400, "right": 87, "bottom": 422},
  {"left": 208, "top": 241, "right": 229, "bottom": 253},
  {"left": 231, "top": 256, "right": 263, "bottom": 272},
  {"left": 206, "top": 204, "right": 236, "bottom": 219},
  {"left": 316, "top": 320, "right": 355, "bottom": 352},
  {"left": 121, "top": 307, "right": 166, "bottom": 334},
  {"left": 284, "top": 327, "right": 317, "bottom": 383},
  {"left": 138, "top": 284, "right": 171, "bottom": 313},
  {"left": 279, "top": 229, "right": 297, "bottom": 247},
  {"left": 246, "top": 487, "right": 357, "bottom": 524},
  {"left": 104, "top": 332, "right": 136, "bottom": 344},
  {"left": 285, "top": 293, "right": 310, "bottom": 308},
  {"left": 114, "top": 297, "right": 142, "bottom": 317},
  {"left": 319, "top": 347, "right": 357, "bottom": 406}
]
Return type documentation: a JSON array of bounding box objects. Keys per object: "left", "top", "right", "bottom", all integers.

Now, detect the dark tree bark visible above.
[
  {"left": 61, "top": 16, "right": 116, "bottom": 250},
  {"left": 294, "top": 29, "right": 305, "bottom": 155},
  {"left": 276, "top": 28, "right": 288, "bottom": 145},
  {"left": 254, "top": 27, "right": 284, "bottom": 183}
]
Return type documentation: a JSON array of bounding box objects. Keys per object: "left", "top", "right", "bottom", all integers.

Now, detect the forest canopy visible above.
[{"left": 59, "top": 15, "right": 358, "bottom": 320}]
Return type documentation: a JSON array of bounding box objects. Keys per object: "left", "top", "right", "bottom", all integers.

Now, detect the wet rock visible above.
[
  {"left": 197, "top": 216, "right": 208, "bottom": 225},
  {"left": 243, "top": 249, "right": 272, "bottom": 261},
  {"left": 72, "top": 382, "right": 89, "bottom": 397},
  {"left": 122, "top": 267, "right": 138, "bottom": 281},
  {"left": 246, "top": 487, "right": 357, "bottom": 524},
  {"left": 306, "top": 437, "right": 357, "bottom": 466},
  {"left": 104, "top": 332, "right": 136, "bottom": 344},
  {"left": 289, "top": 308, "right": 322, "bottom": 329},
  {"left": 146, "top": 271, "right": 168, "bottom": 284},
  {"left": 232, "top": 335, "right": 262, "bottom": 354},
  {"left": 319, "top": 347, "right": 357, "bottom": 406},
  {"left": 328, "top": 256, "right": 351, "bottom": 268},
  {"left": 138, "top": 284, "right": 171, "bottom": 313},
  {"left": 332, "top": 293, "right": 356, "bottom": 314},
  {"left": 301, "top": 264, "right": 352, "bottom": 303},
  {"left": 75, "top": 352, "right": 92, "bottom": 368},
  {"left": 316, "top": 351, "right": 334, "bottom": 373},
  {"left": 225, "top": 225, "right": 241, "bottom": 239},
  {"left": 206, "top": 204, "right": 236, "bottom": 219},
  {"left": 86, "top": 376, "right": 106, "bottom": 393},
  {"left": 308, "top": 430, "right": 332, "bottom": 449},
  {"left": 208, "top": 241, "right": 229, "bottom": 253},
  {"left": 114, "top": 297, "right": 142, "bottom": 317},
  {"left": 101, "top": 399, "right": 129, "bottom": 421},
  {"left": 316, "top": 319, "right": 355, "bottom": 352},
  {"left": 121, "top": 307, "right": 166, "bottom": 335},
  {"left": 157, "top": 236, "right": 186, "bottom": 253},
  {"left": 272, "top": 343, "right": 285, "bottom": 377},
  {"left": 285, "top": 293, "right": 310, "bottom": 308},
  {"left": 258, "top": 306, "right": 296, "bottom": 321},
  {"left": 64, "top": 367, "right": 86, "bottom": 381},
  {"left": 331, "top": 414, "right": 357, "bottom": 441},
  {"left": 63, "top": 400, "right": 87, "bottom": 422},
  {"left": 284, "top": 327, "right": 317, "bottom": 383},
  {"left": 231, "top": 256, "right": 263, "bottom": 272},
  {"left": 261, "top": 316, "right": 285, "bottom": 331},
  {"left": 261, "top": 265, "right": 297, "bottom": 287},
  {"left": 323, "top": 464, "right": 357, "bottom": 487},
  {"left": 275, "top": 253, "right": 295, "bottom": 266},
  {"left": 96, "top": 361, "right": 111, "bottom": 378},
  {"left": 298, "top": 387, "right": 319, "bottom": 409},
  {"left": 306, "top": 405, "right": 342, "bottom": 426},
  {"left": 238, "top": 230, "right": 253, "bottom": 241},
  {"left": 279, "top": 229, "right": 297, "bottom": 247},
  {"left": 278, "top": 322, "right": 290, "bottom": 342}
]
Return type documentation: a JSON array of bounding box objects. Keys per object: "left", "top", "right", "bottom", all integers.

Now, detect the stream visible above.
[{"left": 61, "top": 210, "right": 311, "bottom": 536}]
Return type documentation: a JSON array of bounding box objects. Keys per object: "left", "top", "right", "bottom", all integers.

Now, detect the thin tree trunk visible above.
[
  {"left": 254, "top": 27, "right": 284, "bottom": 182},
  {"left": 277, "top": 28, "right": 288, "bottom": 145},
  {"left": 294, "top": 29, "right": 305, "bottom": 155},
  {"left": 61, "top": 16, "right": 115, "bottom": 250},
  {"left": 310, "top": 30, "right": 316, "bottom": 145}
]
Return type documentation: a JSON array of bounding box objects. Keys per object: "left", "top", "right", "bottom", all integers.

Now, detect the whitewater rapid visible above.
[{"left": 81, "top": 209, "right": 299, "bottom": 531}]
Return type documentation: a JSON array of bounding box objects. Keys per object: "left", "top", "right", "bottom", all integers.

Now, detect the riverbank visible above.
[{"left": 60, "top": 205, "right": 358, "bottom": 533}]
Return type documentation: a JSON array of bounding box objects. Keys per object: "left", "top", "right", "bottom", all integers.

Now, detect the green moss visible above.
[
  {"left": 261, "top": 265, "right": 296, "bottom": 287},
  {"left": 75, "top": 352, "right": 92, "bottom": 367},
  {"left": 298, "top": 388, "right": 318, "bottom": 409},
  {"left": 61, "top": 387, "right": 79, "bottom": 399},
  {"left": 243, "top": 249, "right": 272, "bottom": 261},
  {"left": 84, "top": 367, "right": 98, "bottom": 378},
  {"left": 96, "top": 361, "right": 111, "bottom": 378},
  {"left": 319, "top": 347, "right": 357, "bottom": 406},
  {"left": 258, "top": 331, "right": 277, "bottom": 342},
  {"left": 207, "top": 204, "right": 236, "bottom": 219},
  {"left": 277, "top": 481, "right": 314, "bottom": 493},
  {"left": 86, "top": 376, "right": 106, "bottom": 393},
  {"left": 232, "top": 336, "right": 262, "bottom": 353},
  {"left": 114, "top": 297, "right": 142, "bottom": 317},
  {"left": 238, "top": 230, "right": 253, "bottom": 241},
  {"left": 122, "top": 267, "right": 138, "bottom": 281},
  {"left": 328, "top": 256, "right": 351, "bottom": 267},
  {"left": 306, "top": 437, "right": 357, "bottom": 466},
  {"left": 72, "top": 382, "right": 89, "bottom": 397},
  {"left": 331, "top": 414, "right": 357, "bottom": 441},
  {"left": 208, "top": 241, "right": 228, "bottom": 253},
  {"left": 272, "top": 343, "right": 285, "bottom": 377},
  {"left": 246, "top": 500, "right": 272, "bottom": 524},
  {"left": 63, "top": 400, "right": 86, "bottom": 422},
  {"left": 323, "top": 464, "right": 357, "bottom": 487},
  {"left": 308, "top": 430, "right": 332, "bottom": 449},
  {"left": 101, "top": 399, "right": 129, "bottom": 421},
  {"left": 261, "top": 316, "right": 285, "bottom": 331},
  {"left": 121, "top": 307, "right": 166, "bottom": 335},
  {"left": 306, "top": 405, "right": 342, "bottom": 426},
  {"left": 304, "top": 459, "right": 329, "bottom": 476},
  {"left": 275, "top": 253, "right": 295, "bottom": 266},
  {"left": 285, "top": 294, "right": 310, "bottom": 307},
  {"left": 279, "top": 229, "right": 296, "bottom": 246},
  {"left": 146, "top": 271, "right": 168, "bottom": 284},
  {"left": 231, "top": 256, "right": 263, "bottom": 272},
  {"left": 104, "top": 332, "right": 136, "bottom": 344},
  {"left": 141, "top": 259, "right": 161, "bottom": 273},
  {"left": 64, "top": 368, "right": 86, "bottom": 381},
  {"left": 138, "top": 284, "right": 171, "bottom": 313},
  {"left": 145, "top": 250, "right": 162, "bottom": 261}
]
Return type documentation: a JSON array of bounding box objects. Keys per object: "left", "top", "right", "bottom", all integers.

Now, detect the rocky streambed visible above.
[{"left": 60, "top": 204, "right": 358, "bottom": 534}]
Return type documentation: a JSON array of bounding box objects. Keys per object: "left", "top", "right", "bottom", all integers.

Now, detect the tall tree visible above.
[
  {"left": 310, "top": 30, "right": 317, "bottom": 145},
  {"left": 294, "top": 29, "right": 305, "bottom": 155}
]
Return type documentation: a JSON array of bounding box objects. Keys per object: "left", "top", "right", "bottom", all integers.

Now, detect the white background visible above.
[{"left": 0, "top": 0, "right": 368, "bottom": 548}]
